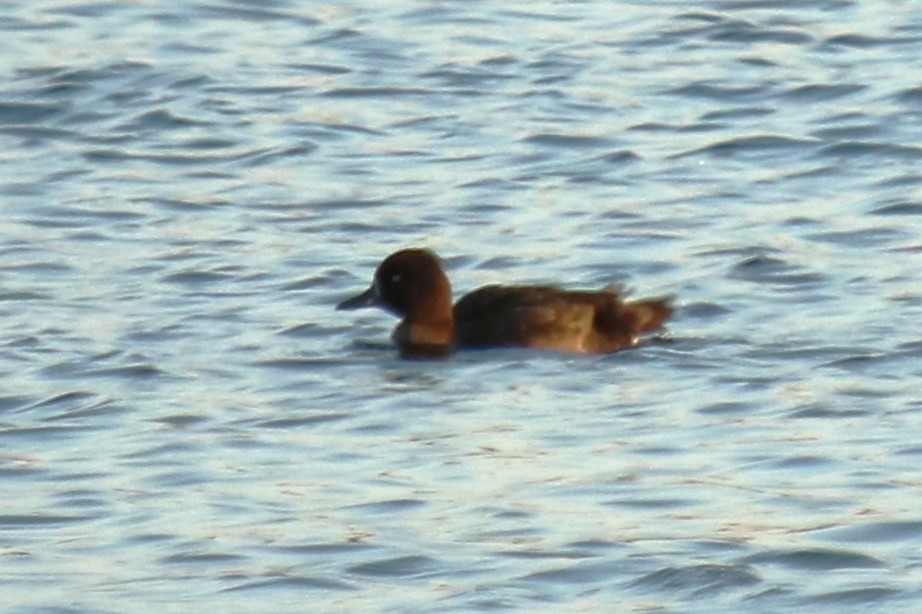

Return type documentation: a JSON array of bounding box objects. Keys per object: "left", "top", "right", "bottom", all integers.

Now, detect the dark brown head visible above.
[{"left": 337, "top": 249, "right": 455, "bottom": 354}]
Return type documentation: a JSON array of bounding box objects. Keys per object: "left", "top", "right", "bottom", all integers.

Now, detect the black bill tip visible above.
[{"left": 336, "top": 285, "right": 378, "bottom": 310}]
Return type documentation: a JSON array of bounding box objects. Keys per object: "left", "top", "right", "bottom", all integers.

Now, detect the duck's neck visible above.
[
  {"left": 394, "top": 312, "right": 454, "bottom": 355},
  {"left": 395, "top": 287, "right": 454, "bottom": 357},
  {"left": 397, "top": 334, "right": 453, "bottom": 360}
]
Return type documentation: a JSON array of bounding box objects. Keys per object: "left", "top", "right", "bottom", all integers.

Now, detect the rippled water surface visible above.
[{"left": 2, "top": 1, "right": 922, "bottom": 611}]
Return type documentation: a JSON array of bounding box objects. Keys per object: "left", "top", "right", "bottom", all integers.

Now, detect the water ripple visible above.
[
  {"left": 631, "top": 564, "right": 761, "bottom": 596},
  {"left": 741, "top": 548, "right": 885, "bottom": 571},
  {"left": 348, "top": 555, "right": 440, "bottom": 578}
]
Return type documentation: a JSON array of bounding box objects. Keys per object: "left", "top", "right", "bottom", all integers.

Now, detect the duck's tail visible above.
[{"left": 626, "top": 297, "right": 674, "bottom": 334}]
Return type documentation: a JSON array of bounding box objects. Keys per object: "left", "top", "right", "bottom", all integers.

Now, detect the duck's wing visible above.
[
  {"left": 454, "top": 285, "right": 672, "bottom": 353},
  {"left": 453, "top": 286, "right": 598, "bottom": 352}
]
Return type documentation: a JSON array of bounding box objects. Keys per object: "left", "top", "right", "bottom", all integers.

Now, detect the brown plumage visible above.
[{"left": 337, "top": 248, "right": 672, "bottom": 358}]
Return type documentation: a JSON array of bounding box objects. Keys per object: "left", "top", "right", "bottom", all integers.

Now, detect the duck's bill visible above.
[{"left": 336, "top": 285, "right": 378, "bottom": 310}]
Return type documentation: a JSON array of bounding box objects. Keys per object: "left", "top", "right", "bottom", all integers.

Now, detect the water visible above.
[{"left": 1, "top": 1, "right": 921, "bottom": 611}]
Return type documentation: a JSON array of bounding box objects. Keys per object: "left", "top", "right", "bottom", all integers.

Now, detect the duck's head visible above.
[{"left": 337, "top": 248, "right": 453, "bottom": 321}]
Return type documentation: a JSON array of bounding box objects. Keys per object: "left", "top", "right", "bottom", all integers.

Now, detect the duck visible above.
[{"left": 337, "top": 248, "right": 673, "bottom": 358}]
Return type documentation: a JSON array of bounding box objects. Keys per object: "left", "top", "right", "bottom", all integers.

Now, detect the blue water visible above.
[{"left": 2, "top": 1, "right": 921, "bottom": 611}]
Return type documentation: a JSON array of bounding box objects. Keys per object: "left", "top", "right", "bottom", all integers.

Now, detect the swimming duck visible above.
[{"left": 337, "top": 248, "right": 672, "bottom": 358}]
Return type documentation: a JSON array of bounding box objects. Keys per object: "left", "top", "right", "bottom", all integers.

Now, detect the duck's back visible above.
[{"left": 453, "top": 285, "right": 672, "bottom": 353}]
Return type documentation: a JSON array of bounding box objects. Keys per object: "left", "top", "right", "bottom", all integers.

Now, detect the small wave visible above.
[
  {"left": 85, "top": 364, "right": 165, "bottom": 379},
  {"left": 341, "top": 499, "right": 426, "bottom": 515},
  {"left": 520, "top": 560, "right": 624, "bottom": 585},
  {"left": 222, "top": 575, "right": 356, "bottom": 593},
  {"left": 321, "top": 87, "right": 430, "bottom": 99},
  {"left": 670, "top": 12, "right": 813, "bottom": 45},
  {"left": 806, "top": 587, "right": 903, "bottom": 606},
  {"left": 708, "top": 24, "right": 813, "bottom": 45},
  {"left": 677, "top": 134, "right": 817, "bottom": 158},
  {"left": 195, "top": 3, "right": 320, "bottom": 26},
  {"left": 807, "top": 227, "right": 905, "bottom": 247},
  {"left": 631, "top": 563, "right": 760, "bottom": 595},
  {"left": 729, "top": 254, "right": 824, "bottom": 287},
  {"left": 818, "top": 141, "right": 922, "bottom": 160},
  {"left": 895, "top": 85, "right": 922, "bottom": 105},
  {"left": 523, "top": 133, "right": 611, "bottom": 149},
  {"left": 782, "top": 83, "right": 865, "bottom": 102},
  {"left": 825, "top": 34, "right": 891, "bottom": 48},
  {"left": 0, "top": 101, "right": 66, "bottom": 124},
  {"left": 421, "top": 66, "right": 515, "bottom": 88},
  {"left": 253, "top": 413, "right": 349, "bottom": 429},
  {"left": 0, "top": 513, "right": 97, "bottom": 527},
  {"left": 347, "top": 554, "right": 439, "bottom": 578},
  {"left": 285, "top": 62, "right": 351, "bottom": 76},
  {"left": 811, "top": 520, "right": 922, "bottom": 543},
  {"left": 161, "top": 270, "right": 234, "bottom": 285},
  {"left": 871, "top": 202, "right": 922, "bottom": 216},
  {"left": 742, "top": 548, "right": 884, "bottom": 571},
  {"left": 121, "top": 109, "right": 207, "bottom": 131},
  {"left": 239, "top": 144, "right": 318, "bottom": 167},
  {"left": 160, "top": 551, "right": 245, "bottom": 565},
  {"left": 667, "top": 82, "right": 768, "bottom": 101}
]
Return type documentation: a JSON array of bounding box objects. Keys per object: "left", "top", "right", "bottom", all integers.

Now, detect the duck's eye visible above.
[{"left": 391, "top": 274, "right": 402, "bottom": 284}]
